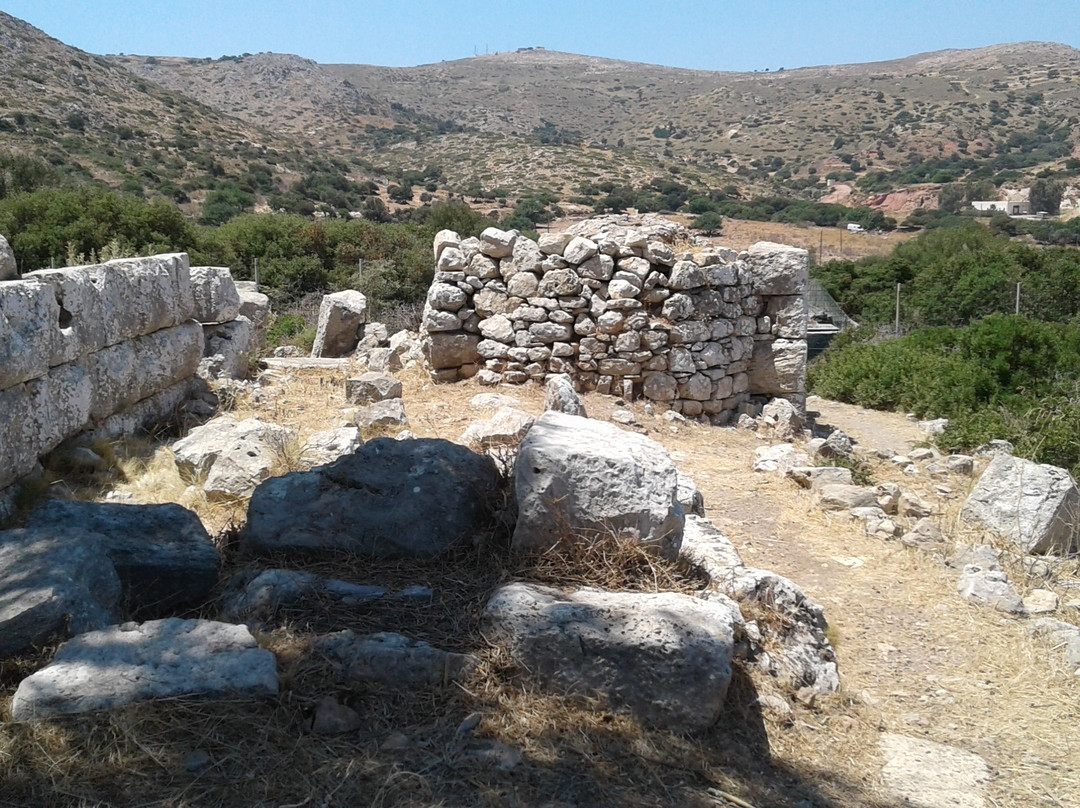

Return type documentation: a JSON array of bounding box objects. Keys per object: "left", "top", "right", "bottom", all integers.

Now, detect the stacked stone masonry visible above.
[
  {"left": 421, "top": 216, "right": 808, "bottom": 422},
  {"left": 0, "top": 253, "right": 250, "bottom": 494}
]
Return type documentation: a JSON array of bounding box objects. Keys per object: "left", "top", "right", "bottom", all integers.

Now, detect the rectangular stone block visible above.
[
  {"left": 25, "top": 266, "right": 109, "bottom": 366},
  {"left": 745, "top": 242, "right": 809, "bottom": 296},
  {"left": 0, "top": 278, "right": 59, "bottom": 389},
  {"left": 748, "top": 338, "right": 806, "bottom": 395}
]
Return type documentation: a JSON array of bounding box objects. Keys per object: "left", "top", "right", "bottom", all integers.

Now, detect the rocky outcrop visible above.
[
  {"left": 512, "top": 412, "right": 684, "bottom": 559},
  {"left": 244, "top": 438, "right": 499, "bottom": 558},
  {"left": 483, "top": 582, "right": 737, "bottom": 731}
]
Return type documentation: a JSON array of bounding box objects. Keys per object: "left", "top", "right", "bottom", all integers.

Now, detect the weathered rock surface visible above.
[
  {"left": 315, "top": 630, "right": 475, "bottom": 686},
  {"left": 957, "top": 565, "right": 1024, "bottom": 614},
  {"left": 173, "top": 416, "right": 295, "bottom": 500},
  {"left": 879, "top": 733, "right": 990, "bottom": 808},
  {"left": 351, "top": 398, "right": 408, "bottom": 430},
  {"left": 483, "top": 582, "right": 736, "bottom": 731},
  {"left": 189, "top": 266, "right": 240, "bottom": 324},
  {"left": 311, "top": 290, "right": 367, "bottom": 358},
  {"left": 753, "top": 444, "right": 811, "bottom": 474},
  {"left": 220, "top": 569, "right": 388, "bottom": 621},
  {"left": 512, "top": 412, "right": 684, "bottom": 558},
  {"left": 11, "top": 618, "right": 278, "bottom": 720},
  {"left": 244, "top": 438, "right": 499, "bottom": 557},
  {"left": 818, "top": 484, "right": 878, "bottom": 510},
  {"left": 676, "top": 470, "right": 706, "bottom": 517},
  {"left": 0, "top": 233, "right": 17, "bottom": 280},
  {"left": 0, "top": 529, "right": 121, "bottom": 658},
  {"left": 24, "top": 501, "right": 219, "bottom": 614},
  {"left": 199, "top": 316, "right": 254, "bottom": 380},
  {"left": 960, "top": 454, "right": 1080, "bottom": 554}
]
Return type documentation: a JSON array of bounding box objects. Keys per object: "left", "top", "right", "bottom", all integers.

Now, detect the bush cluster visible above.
[{"left": 809, "top": 316, "right": 1080, "bottom": 476}]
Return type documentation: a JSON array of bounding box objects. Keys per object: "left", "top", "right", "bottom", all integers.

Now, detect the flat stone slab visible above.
[
  {"left": 483, "top": 582, "right": 736, "bottom": 731},
  {"left": 880, "top": 733, "right": 989, "bottom": 808},
  {"left": 315, "top": 630, "right": 475, "bottom": 686},
  {"left": 261, "top": 357, "right": 352, "bottom": 371},
  {"left": 11, "top": 618, "right": 279, "bottom": 720}
]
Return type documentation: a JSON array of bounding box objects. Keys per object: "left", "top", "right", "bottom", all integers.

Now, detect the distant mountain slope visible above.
[
  {"left": 3, "top": 7, "right": 1078, "bottom": 207},
  {"left": 115, "top": 41, "right": 1080, "bottom": 197}
]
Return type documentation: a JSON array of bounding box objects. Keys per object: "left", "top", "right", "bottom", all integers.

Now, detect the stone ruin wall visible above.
[
  {"left": 0, "top": 254, "right": 262, "bottom": 501},
  {"left": 420, "top": 216, "right": 808, "bottom": 422}
]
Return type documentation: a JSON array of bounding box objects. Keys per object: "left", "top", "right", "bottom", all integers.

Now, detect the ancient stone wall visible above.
[
  {"left": 0, "top": 253, "right": 255, "bottom": 495},
  {"left": 420, "top": 216, "right": 807, "bottom": 422}
]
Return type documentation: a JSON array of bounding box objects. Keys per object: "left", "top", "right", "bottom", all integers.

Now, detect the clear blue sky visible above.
[{"left": 3, "top": 1, "right": 1078, "bottom": 71}]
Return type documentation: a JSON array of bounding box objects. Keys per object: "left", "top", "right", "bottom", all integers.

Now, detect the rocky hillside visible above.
[
  {"left": 2, "top": 9, "right": 1079, "bottom": 208},
  {"left": 115, "top": 42, "right": 1080, "bottom": 196},
  {"left": 0, "top": 12, "right": 370, "bottom": 213}
]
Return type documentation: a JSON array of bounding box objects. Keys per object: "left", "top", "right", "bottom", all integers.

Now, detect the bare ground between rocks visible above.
[{"left": 3, "top": 366, "right": 1078, "bottom": 807}]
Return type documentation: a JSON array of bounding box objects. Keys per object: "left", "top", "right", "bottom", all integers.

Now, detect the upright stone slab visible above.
[
  {"left": 960, "top": 454, "right": 1080, "bottom": 554},
  {"left": 311, "top": 290, "right": 367, "bottom": 357},
  {"left": 10, "top": 618, "right": 278, "bottom": 719},
  {"left": 0, "top": 234, "right": 17, "bottom": 280},
  {"left": 0, "top": 278, "right": 60, "bottom": 389},
  {"left": 512, "top": 411, "right": 684, "bottom": 558}
]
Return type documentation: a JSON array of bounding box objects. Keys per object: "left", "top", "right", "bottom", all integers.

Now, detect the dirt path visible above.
[{"left": 656, "top": 399, "right": 1080, "bottom": 808}]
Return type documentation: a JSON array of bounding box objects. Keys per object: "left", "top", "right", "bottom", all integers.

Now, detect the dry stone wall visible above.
[
  {"left": 421, "top": 215, "right": 808, "bottom": 422},
  {"left": 0, "top": 253, "right": 253, "bottom": 498}
]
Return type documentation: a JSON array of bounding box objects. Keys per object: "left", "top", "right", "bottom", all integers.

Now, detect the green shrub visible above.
[{"left": 809, "top": 316, "right": 1080, "bottom": 475}]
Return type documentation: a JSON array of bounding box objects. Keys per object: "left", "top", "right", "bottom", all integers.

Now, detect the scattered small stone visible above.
[
  {"left": 1023, "top": 589, "right": 1059, "bottom": 615},
  {"left": 183, "top": 749, "right": 212, "bottom": 773},
  {"left": 957, "top": 565, "right": 1024, "bottom": 614},
  {"left": 310, "top": 696, "right": 363, "bottom": 735}
]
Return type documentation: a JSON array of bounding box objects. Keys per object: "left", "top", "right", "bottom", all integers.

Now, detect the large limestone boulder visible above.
[
  {"left": 0, "top": 233, "right": 17, "bottom": 280},
  {"left": 960, "top": 454, "right": 1080, "bottom": 554},
  {"left": 880, "top": 734, "right": 990, "bottom": 808},
  {"left": 483, "top": 583, "right": 737, "bottom": 731},
  {"left": 0, "top": 277, "right": 64, "bottom": 389},
  {"left": 0, "top": 529, "right": 122, "bottom": 658},
  {"left": 244, "top": 438, "right": 499, "bottom": 558},
  {"left": 172, "top": 416, "right": 296, "bottom": 501},
  {"left": 10, "top": 618, "right": 278, "bottom": 720},
  {"left": 311, "top": 290, "right": 367, "bottom": 357},
  {"left": 23, "top": 501, "right": 220, "bottom": 615},
  {"left": 189, "top": 266, "right": 241, "bottom": 324},
  {"left": 512, "top": 412, "right": 684, "bottom": 559},
  {"left": 423, "top": 332, "right": 480, "bottom": 370}
]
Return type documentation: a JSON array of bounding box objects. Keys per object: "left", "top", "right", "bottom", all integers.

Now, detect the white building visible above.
[{"left": 971, "top": 198, "right": 1030, "bottom": 216}]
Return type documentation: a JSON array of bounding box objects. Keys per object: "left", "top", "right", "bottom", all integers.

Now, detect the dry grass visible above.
[{"left": 5, "top": 367, "right": 1080, "bottom": 806}]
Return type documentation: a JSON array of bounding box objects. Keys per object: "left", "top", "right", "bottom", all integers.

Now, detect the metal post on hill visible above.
[
  {"left": 895, "top": 283, "right": 901, "bottom": 335},
  {"left": 1015, "top": 282, "right": 1021, "bottom": 316},
  {"left": 254, "top": 258, "right": 260, "bottom": 291}
]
